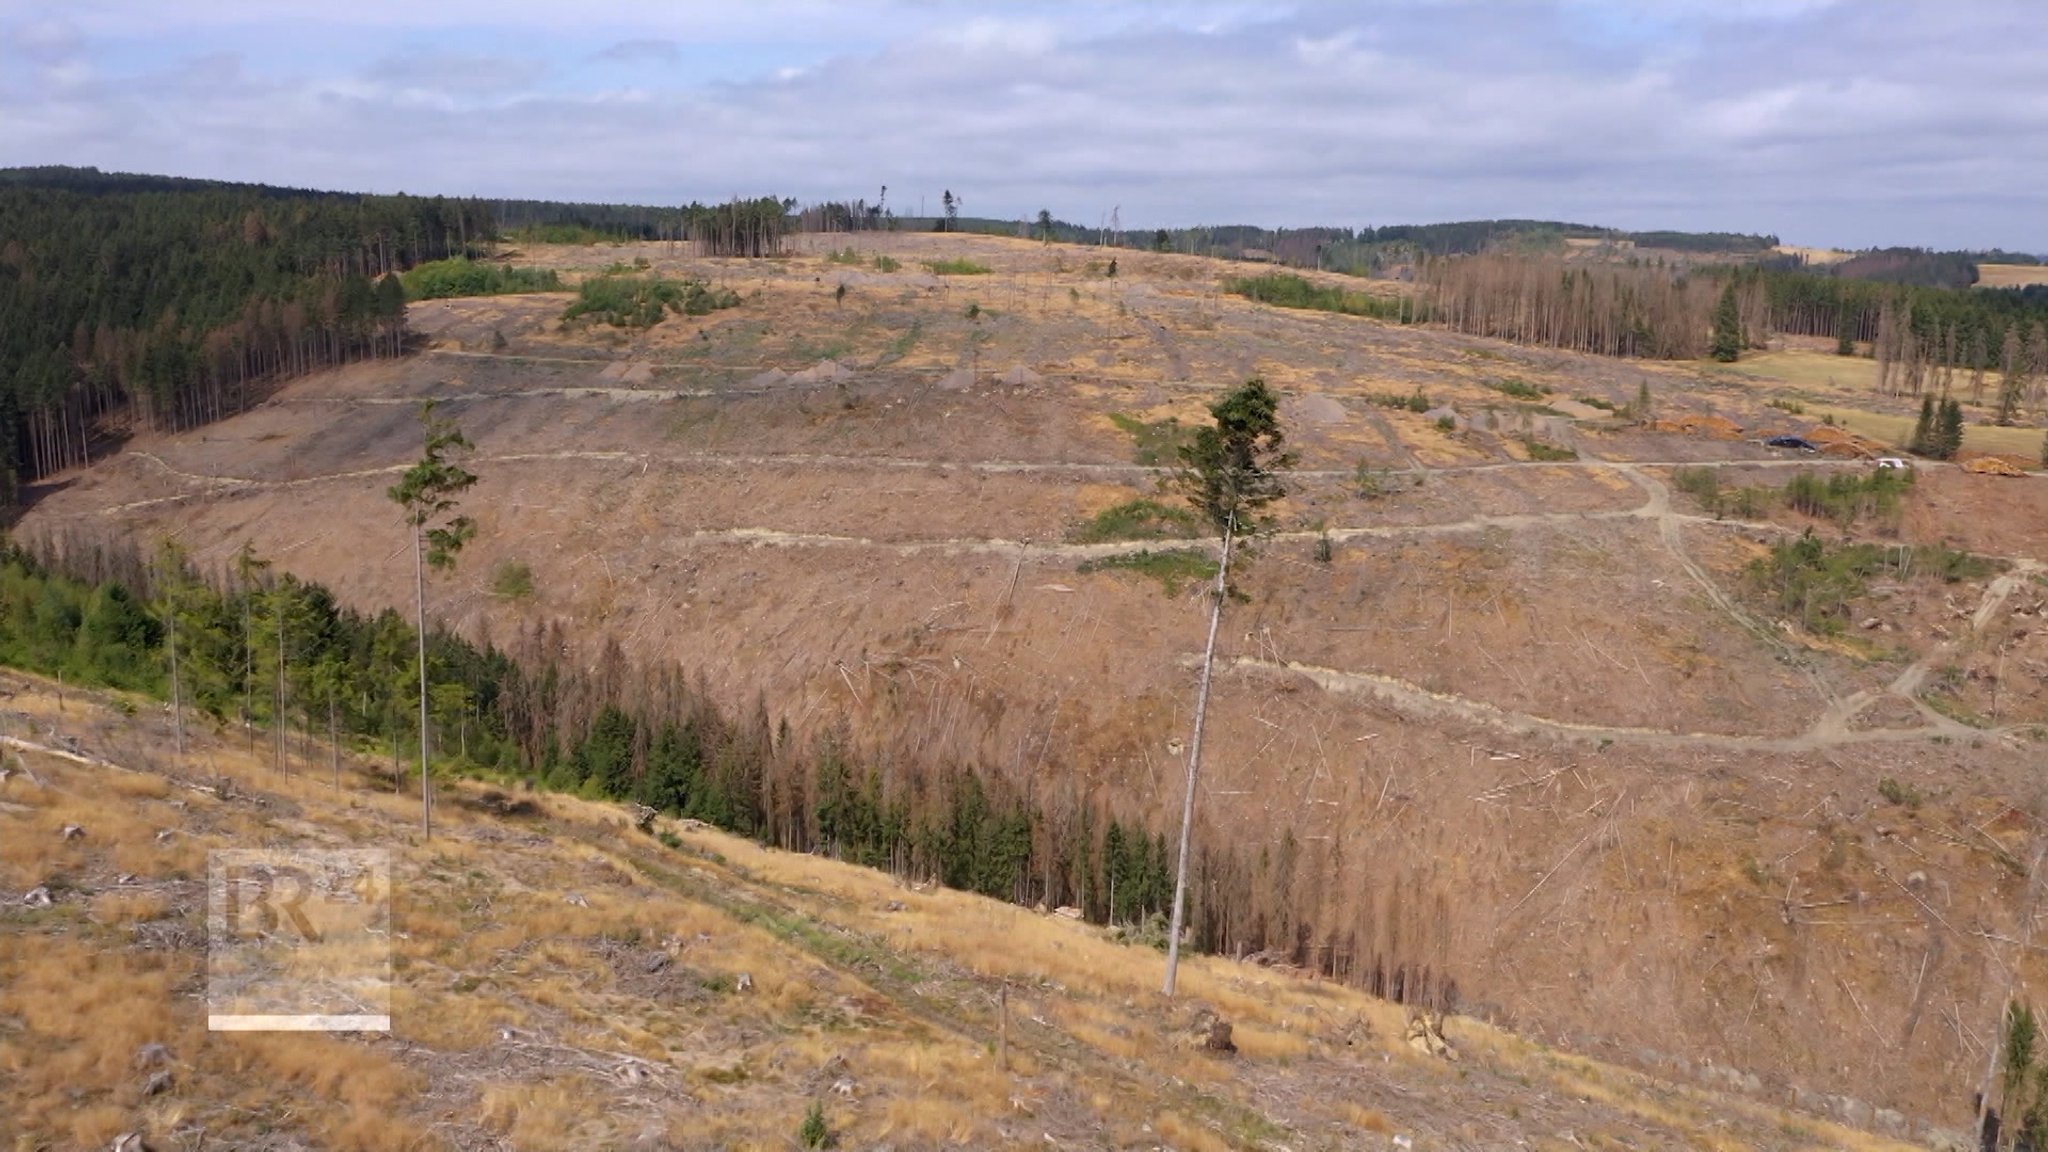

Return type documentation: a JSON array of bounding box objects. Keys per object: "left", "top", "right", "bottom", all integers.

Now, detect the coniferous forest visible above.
[{"left": 0, "top": 167, "right": 483, "bottom": 496}]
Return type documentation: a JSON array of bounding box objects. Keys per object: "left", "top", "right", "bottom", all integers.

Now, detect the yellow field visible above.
[
  {"left": 1977, "top": 263, "right": 2048, "bottom": 289},
  {"left": 1773, "top": 245, "right": 1852, "bottom": 266}
]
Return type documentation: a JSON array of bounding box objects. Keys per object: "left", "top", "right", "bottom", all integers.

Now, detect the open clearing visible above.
[
  {"left": 14, "top": 231, "right": 2048, "bottom": 1140},
  {"left": 1975, "top": 263, "right": 2048, "bottom": 289}
]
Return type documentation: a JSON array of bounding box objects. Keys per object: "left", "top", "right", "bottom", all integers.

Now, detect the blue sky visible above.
[{"left": 2, "top": 0, "right": 2042, "bottom": 251}]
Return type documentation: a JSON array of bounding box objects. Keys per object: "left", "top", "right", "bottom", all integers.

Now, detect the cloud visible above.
[
  {"left": 592, "top": 38, "right": 681, "bottom": 65},
  {"left": 362, "top": 50, "right": 547, "bottom": 97},
  {"left": 0, "top": 0, "right": 2040, "bottom": 251}
]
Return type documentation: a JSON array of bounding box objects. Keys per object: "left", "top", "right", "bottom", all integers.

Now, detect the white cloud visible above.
[{"left": 0, "top": 0, "right": 2040, "bottom": 250}]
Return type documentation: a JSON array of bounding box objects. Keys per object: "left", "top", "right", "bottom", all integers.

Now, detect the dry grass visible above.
[
  {"left": 1155, "top": 1109, "right": 1234, "bottom": 1152},
  {"left": 1810, "top": 403, "right": 2046, "bottom": 457},
  {"left": 0, "top": 674, "right": 1936, "bottom": 1151},
  {"left": 1977, "top": 263, "right": 2048, "bottom": 289},
  {"left": 1345, "top": 1101, "right": 1395, "bottom": 1132},
  {"left": 1774, "top": 245, "right": 1854, "bottom": 266},
  {"left": 479, "top": 1078, "right": 596, "bottom": 1147}
]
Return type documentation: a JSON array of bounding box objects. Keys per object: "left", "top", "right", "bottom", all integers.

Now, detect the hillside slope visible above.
[
  {"left": 15, "top": 231, "right": 2048, "bottom": 1133},
  {"left": 0, "top": 674, "right": 1930, "bottom": 1150}
]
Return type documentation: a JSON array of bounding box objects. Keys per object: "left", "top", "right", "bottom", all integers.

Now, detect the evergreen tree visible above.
[
  {"left": 1999, "top": 328, "right": 2027, "bottom": 425},
  {"left": 1936, "top": 397, "right": 1966, "bottom": 460},
  {"left": 1710, "top": 282, "right": 1743, "bottom": 363},
  {"left": 1162, "top": 377, "right": 1294, "bottom": 996},
  {"left": 386, "top": 401, "right": 478, "bottom": 836},
  {"left": 1909, "top": 394, "right": 1937, "bottom": 456}
]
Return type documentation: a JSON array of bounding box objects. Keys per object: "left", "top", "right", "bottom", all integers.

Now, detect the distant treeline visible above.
[
  {"left": 1228, "top": 251, "right": 2048, "bottom": 382},
  {"left": 913, "top": 215, "right": 1781, "bottom": 271},
  {"left": 497, "top": 196, "right": 798, "bottom": 257},
  {"left": 4, "top": 530, "right": 1430, "bottom": 998}
]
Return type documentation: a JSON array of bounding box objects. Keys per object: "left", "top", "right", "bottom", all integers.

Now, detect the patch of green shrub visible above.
[
  {"left": 1354, "top": 460, "right": 1401, "bottom": 499},
  {"left": 1782, "top": 468, "right": 1912, "bottom": 529},
  {"left": 1487, "top": 377, "right": 1550, "bottom": 401},
  {"left": 400, "top": 258, "right": 563, "bottom": 301},
  {"left": 562, "top": 273, "right": 739, "bottom": 328},
  {"left": 491, "top": 560, "right": 535, "bottom": 600},
  {"left": 1518, "top": 438, "right": 1577, "bottom": 462},
  {"left": 799, "top": 1102, "right": 834, "bottom": 1149},
  {"left": 1068, "top": 499, "right": 1201, "bottom": 544},
  {"left": 1749, "top": 529, "right": 1999, "bottom": 634},
  {"left": 1107, "top": 412, "right": 1194, "bottom": 466},
  {"left": 1078, "top": 548, "right": 1218, "bottom": 594},
  {"left": 922, "top": 258, "right": 990, "bottom": 275},
  {"left": 1222, "top": 272, "right": 1423, "bottom": 323},
  {"left": 1369, "top": 389, "right": 1431, "bottom": 413}
]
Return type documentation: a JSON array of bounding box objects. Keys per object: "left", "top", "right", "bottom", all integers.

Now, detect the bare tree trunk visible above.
[
  {"left": 330, "top": 688, "right": 340, "bottom": 794},
  {"left": 1163, "top": 514, "right": 1234, "bottom": 997},
  {"left": 414, "top": 528, "right": 432, "bottom": 838},
  {"left": 275, "top": 592, "right": 287, "bottom": 775},
  {"left": 1979, "top": 844, "right": 2048, "bottom": 1147},
  {"left": 167, "top": 599, "right": 184, "bottom": 757}
]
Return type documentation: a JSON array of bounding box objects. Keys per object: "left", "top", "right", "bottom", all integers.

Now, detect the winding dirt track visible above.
[{"left": 74, "top": 437, "right": 2042, "bottom": 759}]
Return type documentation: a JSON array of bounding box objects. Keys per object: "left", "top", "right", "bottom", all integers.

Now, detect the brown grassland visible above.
[{"left": 0, "top": 674, "right": 1927, "bottom": 1151}]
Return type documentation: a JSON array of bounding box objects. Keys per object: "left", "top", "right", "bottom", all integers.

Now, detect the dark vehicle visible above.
[{"left": 1765, "top": 436, "right": 1818, "bottom": 452}]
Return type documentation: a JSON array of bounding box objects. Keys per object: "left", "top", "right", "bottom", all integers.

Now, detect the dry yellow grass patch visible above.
[
  {"left": 0, "top": 934, "right": 180, "bottom": 1092},
  {"left": 479, "top": 1078, "right": 599, "bottom": 1147},
  {"left": 1155, "top": 1109, "right": 1233, "bottom": 1152},
  {"left": 1229, "top": 1020, "right": 1313, "bottom": 1061},
  {"left": 1775, "top": 245, "right": 1853, "bottom": 267},
  {"left": 875, "top": 1092, "right": 986, "bottom": 1146},
  {"left": 91, "top": 888, "right": 171, "bottom": 925},
  {"left": 1977, "top": 263, "right": 2048, "bottom": 289},
  {"left": 1344, "top": 1101, "right": 1395, "bottom": 1132}
]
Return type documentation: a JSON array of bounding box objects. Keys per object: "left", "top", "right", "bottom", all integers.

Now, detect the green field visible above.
[
  {"left": 1810, "top": 406, "right": 2045, "bottom": 459},
  {"left": 1707, "top": 350, "right": 2041, "bottom": 458}
]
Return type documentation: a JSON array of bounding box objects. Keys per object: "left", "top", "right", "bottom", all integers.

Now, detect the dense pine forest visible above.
[{"left": 0, "top": 167, "right": 486, "bottom": 495}]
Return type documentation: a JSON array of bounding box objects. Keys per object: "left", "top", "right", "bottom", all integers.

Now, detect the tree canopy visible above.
[{"left": 1174, "top": 378, "right": 1294, "bottom": 539}]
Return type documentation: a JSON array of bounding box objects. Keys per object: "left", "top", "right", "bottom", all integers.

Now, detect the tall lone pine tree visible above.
[
  {"left": 386, "top": 400, "right": 477, "bottom": 838},
  {"left": 1162, "top": 377, "right": 1294, "bottom": 997}
]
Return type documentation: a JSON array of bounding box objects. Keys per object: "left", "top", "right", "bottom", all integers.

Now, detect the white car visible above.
[{"left": 1874, "top": 457, "right": 1910, "bottom": 470}]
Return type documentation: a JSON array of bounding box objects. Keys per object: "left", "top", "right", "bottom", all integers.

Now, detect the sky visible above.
[{"left": 1, "top": 0, "right": 2042, "bottom": 252}]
